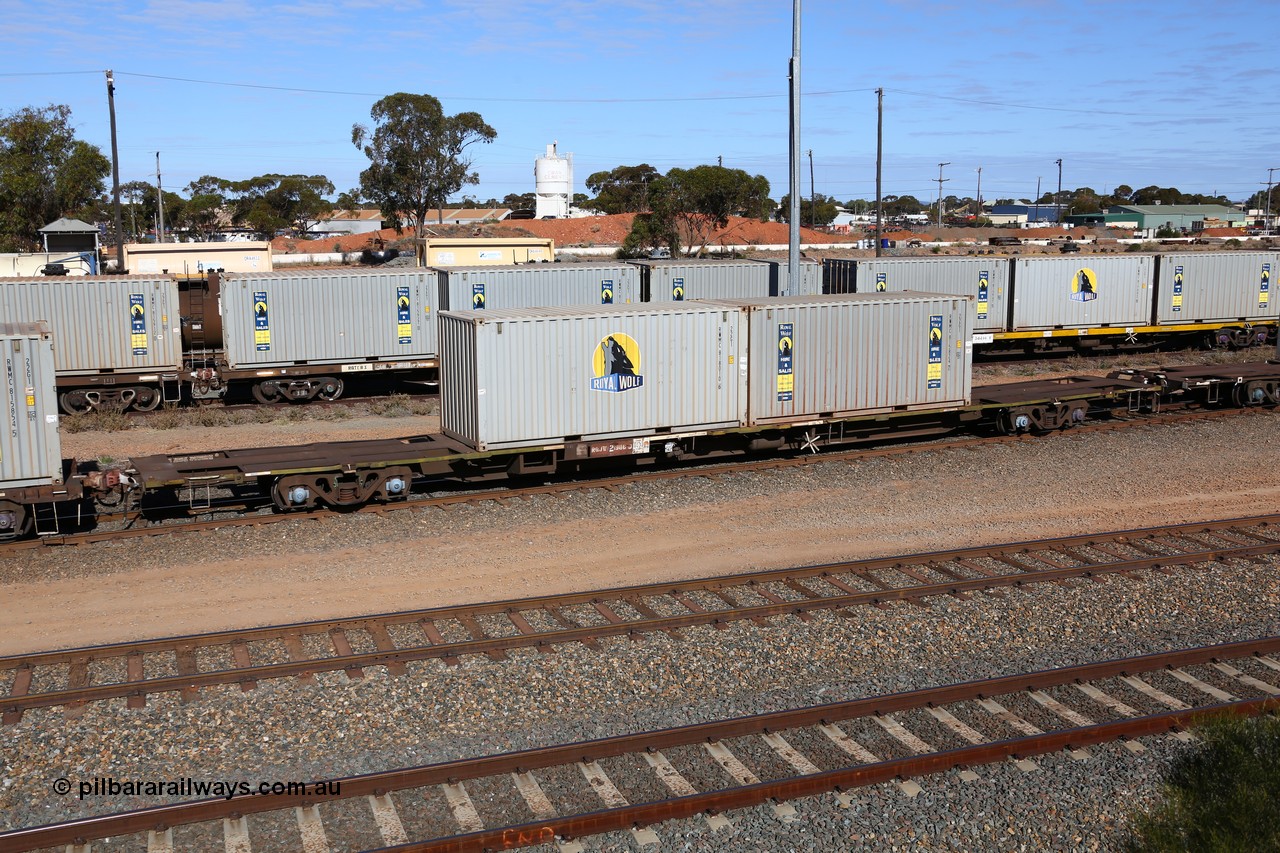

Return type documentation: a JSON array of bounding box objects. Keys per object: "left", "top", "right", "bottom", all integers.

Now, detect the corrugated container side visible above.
[
  {"left": 0, "top": 322, "right": 61, "bottom": 487},
  {"left": 219, "top": 269, "right": 439, "bottom": 367},
  {"left": 440, "top": 305, "right": 746, "bottom": 450},
  {"left": 0, "top": 276, "right": 182, "bottom": 374},
  {"left": 436, "top": 264, "right": 641, "bottom": 311},
  {"left": 1154, "top": 252, "right": 1280, "bottom": 324},
  {"left": 852, "top": 257, "right": 1010, "bottom": 334},
  {"left": 822, "top": 258, "right": 858, "bottom": 294},
  {"left": 704, "top": 294, "right": 972, "bottom": 425},
  {"left": 631, "top": 260, "right": 775, "bottom": 302},
  {"left": 1011, "top": 256, "right": 1154, "bottom": 329},
  {"left": 745, "top": 259, "right": 823, "bottom": 296}
]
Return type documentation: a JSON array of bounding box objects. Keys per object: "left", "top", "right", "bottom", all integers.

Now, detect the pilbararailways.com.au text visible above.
[{"left": 54, "top": 776, "right": 341, "bottom": 801}]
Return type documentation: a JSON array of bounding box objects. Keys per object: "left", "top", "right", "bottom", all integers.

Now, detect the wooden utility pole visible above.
[
  {"left": 875, "top": 88, "right": 883, "bottom": 257},
  {"left": 106, "top": 71, "right": 125, "bottom": 272}
]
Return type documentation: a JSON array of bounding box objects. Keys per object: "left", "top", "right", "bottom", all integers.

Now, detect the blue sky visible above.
[{"left": 3, "top": 0, "right": 1278, "bottom": 209}]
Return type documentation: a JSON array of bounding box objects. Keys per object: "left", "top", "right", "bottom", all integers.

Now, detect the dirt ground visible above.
[{"left": 5, "top": 404, "right": 1278, "bottom": 656}]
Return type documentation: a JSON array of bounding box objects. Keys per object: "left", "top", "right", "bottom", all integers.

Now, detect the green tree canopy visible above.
[
  {"left": 584, "top": 164, "right": 662, "bottom": 214},
  {"left": 650, "top": 165, "right": 770, "bottom": 256},
  {"left": 352, "top": 93, "right": 496, "bottom": 264},
  {"left": 775, "top": 192, "right": 840, "bottom": 227},
  {"left": 0, "top": 104, "right": 110, "bottom": 251}
]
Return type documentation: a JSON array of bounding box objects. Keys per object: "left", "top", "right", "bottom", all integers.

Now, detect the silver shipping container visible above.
[
  {"left": 0, "top": 275, "right": 181, "bottom": 375},
  {"left": 744, "top": 258, "right": 823, "bottom": 297},
  {"left": 631, "top": 258, "right": 785, "bottom": 302},
  {"left": 0, "top": 322, "right": 61, "bottom": 488},
  {"left": 219, "top": 269, "right": 438, "bottom": 368},
  {"left": 1154, "top": 252, "right": 1280, "bottom": 324},
  {"left": 437, "top": 263, "right": 641, "bottom": 312},
  {"left": 440, "top": 304, "right": 746, "bottom": 451},
  {"left": 852, "top": 257, "right": 1011, "bottom": 334},
  {"left": 1010, "top": 255, "right": 1154, "bottom": 330},
  {"left": 703, "top": 293, "right": 972, "bottom": 426}
]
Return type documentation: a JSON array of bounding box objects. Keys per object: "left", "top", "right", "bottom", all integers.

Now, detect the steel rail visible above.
[
  {"left": 4, "top": 637, "right": 1278, "bottom": 851},
  {"left": 4, "top": 516, "right": 1278, "bottom": 718}
]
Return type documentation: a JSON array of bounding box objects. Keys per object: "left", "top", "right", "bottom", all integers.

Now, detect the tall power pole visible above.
[
  {"left": 1267, "top": 167, "right": 1279, "bottom": 234},
  {"left": 875, "top": 88, "right": 883, "bottom": 257},
  {"left": 975, "top": 167, "right": 982, "bottom": 220},
  {"left": 105, "top": 70, "right": 125, "bottom": 273},
  {"left": 1055, "top": 158, "right": 1063, "bottom": 224},
  {"left": 807, "top": 149, "right": 815, "bottom": 229},
  {"left": 787, "top": 0, "right": 801, "bottom": 291},
  {"left": 1034, "top": 177, "right": 1042, "bottom": 225},
  {"left": 155, "top": 152, "right": 166, "bottom": 244},
  {"left": 935, "top": 162, "right": 951, "bottom": 228}
]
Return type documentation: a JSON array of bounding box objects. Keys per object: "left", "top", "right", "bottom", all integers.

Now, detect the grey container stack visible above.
[
  {"left": 439, "top": 304, "right": 746, "bottom": 451},
  {"left": 631, "top": 258, "right": 786, "bottom": 302},
  {"left": 0, "top": 275, "right": 182, "bottom": 375},
  {"left": 744, "top": 258, "right": 823, "bottom": 297},
  {"left": 703, "top": 293, "right": 972, "bottom": 425},
  {"left": 1010, "top": 255, "right": 1154, "bottom": 330},
  {"left": 1153, "top": 252, "right": 1279, "bottom": 324},
  {"left": 0, "top": 322, "right": 61, "bottom": 488},
  {"left": 851, "top": 257, "right": 1010, "bottom": 334},
  {"left": 436, "top": 263, "right": 641, "bottom": 312},
  {"left": 219, "top": 269, "right": 439, "bottom": 368}
]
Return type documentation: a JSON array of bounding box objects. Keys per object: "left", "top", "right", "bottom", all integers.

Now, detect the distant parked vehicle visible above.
[{"left": 1059, "top": 241, "right": 1081, "bottom": 253}]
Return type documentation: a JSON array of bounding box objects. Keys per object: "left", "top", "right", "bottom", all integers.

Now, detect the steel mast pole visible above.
[{"left": 787, "top": 0, "right": 801, "bottom": 291}]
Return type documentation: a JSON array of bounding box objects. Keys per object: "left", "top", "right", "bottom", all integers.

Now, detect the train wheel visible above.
[
  {"left": 315, "top": 377, "right": 344, "bottom": 402},
  {"left": 0, "top": 501, "right": 31, "bottom": 540},
  {"left": 252, "top": 382, "right": 283, "bottom": 404},
  {"left": 59, "top": 390, "right": 93, "bottom": 414},
  {"left": 131, "top": 386, "right": 162, "bottom": 412}
]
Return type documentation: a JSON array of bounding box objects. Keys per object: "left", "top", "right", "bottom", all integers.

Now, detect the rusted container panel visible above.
[
  {"left": 0, "top": 322, "right": 61, "bottom": 488},
  {"left": 851, "top": 257, "right": 1011, "bottom": 334},
  {"left": 219, "top": 269, "right": 438, "bottom": 367},
  {"left": 1011, "top": 256, "right": 1154, "bottom": 330},
  {"left": 439, "top": 304, "right": 746, "bottom": 451},
  {"left": 704, "top": 293, "right": 972, "bottom": 425},
  {"left": 0, "top": 275, "right": 182, "bottom": 375},
  {"left": 1154, "top": 252, "right": 1279, "bottom": 324},
  {"left": 437, "top": 263, "right": 641, "bottom": 311}
]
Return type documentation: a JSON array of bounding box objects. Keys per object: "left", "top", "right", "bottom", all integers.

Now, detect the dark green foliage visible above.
[
  {"left": 583, "top": 164, "right": 662, "bottom": 214},
  {"left": 1125, "top": 713, "right": 1280, "bottom": 852},
  {"left": 0, "top": 104, "right": 110, "bottom": 251},
  {"left": 775, "top": 192, "right": 840, "bottom": 227},
  {"left": 352, "top": 93, "right": 496, "bottom": 264},
  {"left": 619, "top": 211, "right": 680, "bottom": 258}
]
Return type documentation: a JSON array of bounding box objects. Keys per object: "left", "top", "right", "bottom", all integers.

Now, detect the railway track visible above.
[
  {"left": 5, "top": 513, "right": 1278, "bottom": 724},
  {"left": 4, "top": 403, "right": 1263, "bottom": 554},
  {"left": 5, "top": 637, "right": 1278, "bottom": 852}
]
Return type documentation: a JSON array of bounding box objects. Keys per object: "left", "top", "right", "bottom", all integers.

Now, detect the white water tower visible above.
[{"left": 534, "top": 141, "right": 573, "bottom": 219}]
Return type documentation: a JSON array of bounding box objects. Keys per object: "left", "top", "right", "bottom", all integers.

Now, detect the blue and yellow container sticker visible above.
[
  {"left": 129, "top": 293, "right": 148, "bottom": 356},
  {"left": 875, "top": 272, "right": 887, "bottom": 293},
  {"left": 1261, "top": 264, "right": 1271, "bottom": 309},
  {"left": 601, "top": 279, "right": 614, "bottom": 305},
  {"left": 471, "top": 282, "right": 486, "bottom": 310},
  {"left": 672, "top": 277, "right": 685, "bottom": 301},
  {"left": 977, "top": 271, "right": 989, "bottom": 319},
  {"left": 253, "top": 291, "right": 270, "bottom": 351},
  {"left": 928, "top": 315, "right": 942, "bottom": 389},
  {"left": 777, "top": 323, "right": 794, "bottom": 402},
  {"left": 1172, "top": 266, "right": 1184, "bottom": 311},
  {"left": 397, "top": 287, "right": 412, "bottom": 344}
]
